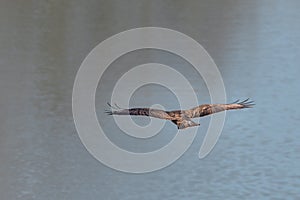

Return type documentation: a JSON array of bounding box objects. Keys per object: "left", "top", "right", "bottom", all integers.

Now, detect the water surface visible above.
[{"left": 0, "top": 1, "right": 299, "bottom": 199}]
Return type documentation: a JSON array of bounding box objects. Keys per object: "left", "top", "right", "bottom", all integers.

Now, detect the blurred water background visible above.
[{"left": 0, "top": 0, "right": 299, "bottom": 199}]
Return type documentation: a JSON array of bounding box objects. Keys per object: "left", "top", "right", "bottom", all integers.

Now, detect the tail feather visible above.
[{"left": 172, "top": 118, "right": 200, "bottom": 129}]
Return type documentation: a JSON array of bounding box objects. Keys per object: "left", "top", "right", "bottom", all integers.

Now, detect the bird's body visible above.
[{"left": 106, "top": 99, "right": 254, "bottom": 129}]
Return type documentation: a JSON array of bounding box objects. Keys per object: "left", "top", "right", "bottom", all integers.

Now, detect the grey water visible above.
[{"left": 1, "top": 0, "right": 300, "bottom": 199}]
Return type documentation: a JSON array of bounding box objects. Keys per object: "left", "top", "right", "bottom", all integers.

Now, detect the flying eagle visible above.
[{"left": 106, "top": 99, "right": 254, "bottom": 129}]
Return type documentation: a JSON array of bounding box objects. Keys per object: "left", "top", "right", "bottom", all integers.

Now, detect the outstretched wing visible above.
[
  {"left": 105, "top": 103, "right": 173, "bottom": 120},
  {"left": 105, "top": 99, "right": 254, "bottom": 129},
  {"left": 187, "top": 99, "right": 255, "bottom": 118}
]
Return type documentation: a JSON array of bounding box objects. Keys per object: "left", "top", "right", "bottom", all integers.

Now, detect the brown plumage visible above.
[{"left": 106, "top": 99, "right": 254, "bottom": 129}]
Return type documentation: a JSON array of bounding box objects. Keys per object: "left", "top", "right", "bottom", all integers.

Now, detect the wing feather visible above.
[
  {"left": 106, "top": 103, "right": 173, "bottom": 120},
  {"left": 189, "top": 99, "right": 254, "bottom": 118}
]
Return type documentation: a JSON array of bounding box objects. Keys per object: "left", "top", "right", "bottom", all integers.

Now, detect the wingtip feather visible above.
[{"left": 236, "top": 98, "right": 255, "bottom": 108}]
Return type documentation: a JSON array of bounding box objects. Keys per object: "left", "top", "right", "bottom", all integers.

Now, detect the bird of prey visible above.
[{"left": 106, "top": 99, "right": 254, "bottom": 129}]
